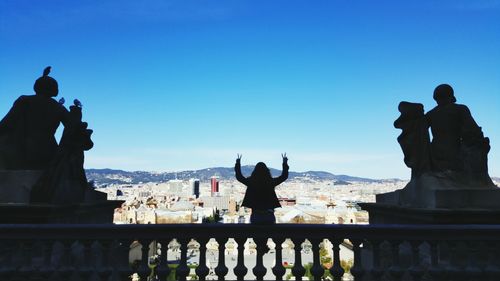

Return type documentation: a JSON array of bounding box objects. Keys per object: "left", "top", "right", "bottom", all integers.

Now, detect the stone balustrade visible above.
[{"left": 1, "top": 224, "right": 500, "bottom": 281}]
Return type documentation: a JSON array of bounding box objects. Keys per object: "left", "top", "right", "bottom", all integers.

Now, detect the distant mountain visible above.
[{"left": 86, "top": 166, "right": 390, "bottom": 186}]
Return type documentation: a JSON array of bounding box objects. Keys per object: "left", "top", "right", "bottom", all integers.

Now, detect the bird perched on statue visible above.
[{"left": 74, "top": 99, "right": 82, "bottom": 108}]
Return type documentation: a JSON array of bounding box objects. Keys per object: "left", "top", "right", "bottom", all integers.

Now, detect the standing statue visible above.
[{"left": 0, "top": 67, "right": 69, "bottom": 170}]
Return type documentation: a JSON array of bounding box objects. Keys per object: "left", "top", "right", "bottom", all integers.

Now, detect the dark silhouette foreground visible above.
[
  {"left": 235, "top": 154, "right": 288, "bottom": 224},
  {"left": 395, "top": 84, "right": 493, "bottom": 186},
  {"left": 0, "top": 67, "right": 69, "bottom": 170},
  {"left": 0, "top": 67, "right": 96, "bottom": 204}
]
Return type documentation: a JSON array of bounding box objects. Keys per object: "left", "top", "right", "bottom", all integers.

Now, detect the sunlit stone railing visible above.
[{"left": 1, "top": 224, "right": 500, "bottom": 280}]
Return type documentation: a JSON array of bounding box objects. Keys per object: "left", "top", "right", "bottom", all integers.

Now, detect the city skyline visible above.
[{"left": 1, "top": 0, "right": 499, "bottom": 179}]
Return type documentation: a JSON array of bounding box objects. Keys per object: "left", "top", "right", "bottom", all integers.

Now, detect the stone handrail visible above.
[{"left": 1, "top": 224, "right": 500, "bottom": 280}]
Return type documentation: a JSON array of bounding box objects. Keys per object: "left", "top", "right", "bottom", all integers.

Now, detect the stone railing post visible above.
[
  {"left": 214, "top": 238, "right": 229, "bottom": 280},
  {"left": 310, "top": 238, "right": 324, "bottom": 281},
  {"left": 330, "top": 239, "right": 345, "bottom": 281},
  {"left": 195, "top": 237, "right": 210, "bottom": 280},
  {"left": 253, "top": 237, "right": 268, "bottom": 280},
  {"left": 291, "top": 238, "right": 305, "bottom": 280},
  {"left": 271, "top": 238, "right": 286, "bottom": 280},
  {"left": 233, "top": 237, "right": 248, "bottom": 280},
  {"left": 176, "top": 238, "right": 191, "bottom": 281},
  {"left": 349, "top": 239, "right": 365, "bottom": 280},
  {"left": 388, "top": 240, "right": 403, "bottom": 281}
]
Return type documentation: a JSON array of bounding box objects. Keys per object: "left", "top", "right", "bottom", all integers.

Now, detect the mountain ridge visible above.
[{"left": 86, "top": 167, "right": 400, "bottom": 186}]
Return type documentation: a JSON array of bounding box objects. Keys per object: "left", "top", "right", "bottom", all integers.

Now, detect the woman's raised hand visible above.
[
  {"left": 236, "top": 153, "right": 242, "bottom": 164},
  {"left": 281, "top": 153, "right": 288, "bottom": 164}
]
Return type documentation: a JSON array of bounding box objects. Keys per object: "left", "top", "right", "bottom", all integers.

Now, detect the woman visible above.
[{"left": 234, "top": 153, "right": 289, "bottom": 224}]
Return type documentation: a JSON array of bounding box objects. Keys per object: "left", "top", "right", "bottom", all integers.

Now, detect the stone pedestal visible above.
[
  {"left": 0, "top": 170, "right": 43, "bottom": 203},
  {"left": 361, "top": 173, "right": 500, "bottom": 224},
  {"left": 0, "top": 170, "right": 122, "bottom": 223},
  {"left": 359, "top": 202, "right": 500, "bottom": 224}
]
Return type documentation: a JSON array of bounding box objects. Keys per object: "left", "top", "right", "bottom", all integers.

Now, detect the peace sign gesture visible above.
[
  {"left": 236, "top": 153, "right": 242, "bottom": 164},
  {"left": 281, "top": 153, "right": 288, "bottom": 164}
]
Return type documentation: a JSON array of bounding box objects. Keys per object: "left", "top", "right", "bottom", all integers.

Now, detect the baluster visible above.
[
  {"left": 253, "top": 238, "right": 268, "bottom": 281},
  {"left": 408, "top": 241, "right": 423, "bottom": 281},
  {"left": 78, "top": 240, "right": 92, "bottom": 279},
  {"left": 349, "top": 239, "right": 365, "bottom": 281},
  {"left": 176, "top": 238, "right": 191, "bottom": 281},
  {"left": 0, "top": 240, "right": 15, "bottom": 280},
  {"left": 100, "top": 239, "right": 115, "bottom": 280},
  {"left": 428, "top": 240, "right": 443, "bottom": 281},
  {"left": 388, "top": 240, "right": 403, "bottom": 281},
  {"left": 464, "top": 241, "right": 482, "bottom": 281},
  {"left": 233, "top": 238, "right": 248, "bottom": 281},
  {"left": 38, "top": 240, "right": 56, "bottom": 280},
  {"left": 111, "top": 239, "right": 131, "bottom": 281},
  {"left": 195, "top": 238, "right": 209, "bottom": 280},
  {"left": 58, "top": 240, "right": 76, "bottom": 279},
  {"left": 445, "top": 241, "right": 461, "bottom": 281},
  {"left": 215, "top": 238, "right": 229, "bottom": 280},
  {"left": 272, "top": 238, "right": 286, "bottom": 281},
  {"left": 136, "top": 239, "right": 151, "bottom": 279},
  {"left": 484, "top": 242, "right": 500, "bottom": 281},
  {"left": 19, "top": 240, "right": 35, "bottom": 278},
  {"left": 370, "top": 240, "right": 384, "bottom": 281},
  {"left": 330, "top": 239, "right": 345, "bottom": 281},
  {"left": 157, "top": 240, "right": 171, "bottom": 281},
  {"left": 309, "top": 238, "right": 324, "bottom": 281},
  {"left": 291, "top": 238, "right": 305, "bottom": 281}
]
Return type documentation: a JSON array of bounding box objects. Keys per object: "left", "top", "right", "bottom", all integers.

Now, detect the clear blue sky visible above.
[{"left": 1, "top": 0, "right": 499, "bottom": 179}]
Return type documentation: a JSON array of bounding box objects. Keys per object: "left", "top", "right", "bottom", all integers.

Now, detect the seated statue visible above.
[
  {"left": 0, "top": 67, "right": 69, "bottom": 170},
  {"left": 0, "top": 67, "right": 98, "bottom": 205},
  {"left": 395, "top": 84, "right": 494, "bottom": 188},
  {"left": 426, "top": 84, "right": 493, "bottom": 186}
]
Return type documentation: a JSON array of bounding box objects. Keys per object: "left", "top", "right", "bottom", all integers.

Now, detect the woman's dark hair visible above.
[{"left": 250, "top": 162, "right": 273, "bottom": 182}]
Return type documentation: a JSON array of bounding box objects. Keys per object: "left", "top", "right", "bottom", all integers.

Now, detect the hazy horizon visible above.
[
  {"left": 86, "top": 165, "right": 500, "bottom": 181},
  {"left": 1, "top": 0, "right": 499, "bottom": 179}
]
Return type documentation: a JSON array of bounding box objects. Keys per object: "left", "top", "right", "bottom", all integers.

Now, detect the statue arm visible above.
[{"left": 459, "top": 105, "right": 482, "bottom": 144}]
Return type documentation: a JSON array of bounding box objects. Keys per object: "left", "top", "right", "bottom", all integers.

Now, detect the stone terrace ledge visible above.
[{"left": 1, "top": 224, "right": 500, "bottom": 281}]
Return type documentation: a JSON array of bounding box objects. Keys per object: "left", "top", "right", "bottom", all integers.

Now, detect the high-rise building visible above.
[
  {"left": 189, "top": 179, "right": 200, "bottom": 198},
  {"left": 211, "top": 176, "right": 219, "bottom": 196}
]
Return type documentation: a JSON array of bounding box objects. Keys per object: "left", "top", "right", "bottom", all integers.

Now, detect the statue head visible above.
[
  {"left": 34, "top": 66, "right": 59, "bottom": 97},
  {"left": 433, "top": 84, "right": 456, "bottom": 105}
]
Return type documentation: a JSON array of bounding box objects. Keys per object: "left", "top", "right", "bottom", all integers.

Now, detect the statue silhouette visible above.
[
  {"left": 0, "top": 67, "right": 69, "bottom": 170},
  {"left": 394, "top": 102, "right": 431, "bottom": 178},
  {"left": 395, "top": 84, "right": 494, "bottom": 187},
  {"left": 234, "top": 154, "right": 288, "bottom": 224},
  {"left": 30, "top": 100, "right": 94, "bottom": 204},
  {"left": 425, "top": 84, "right": 493, "bottom": 185}
]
